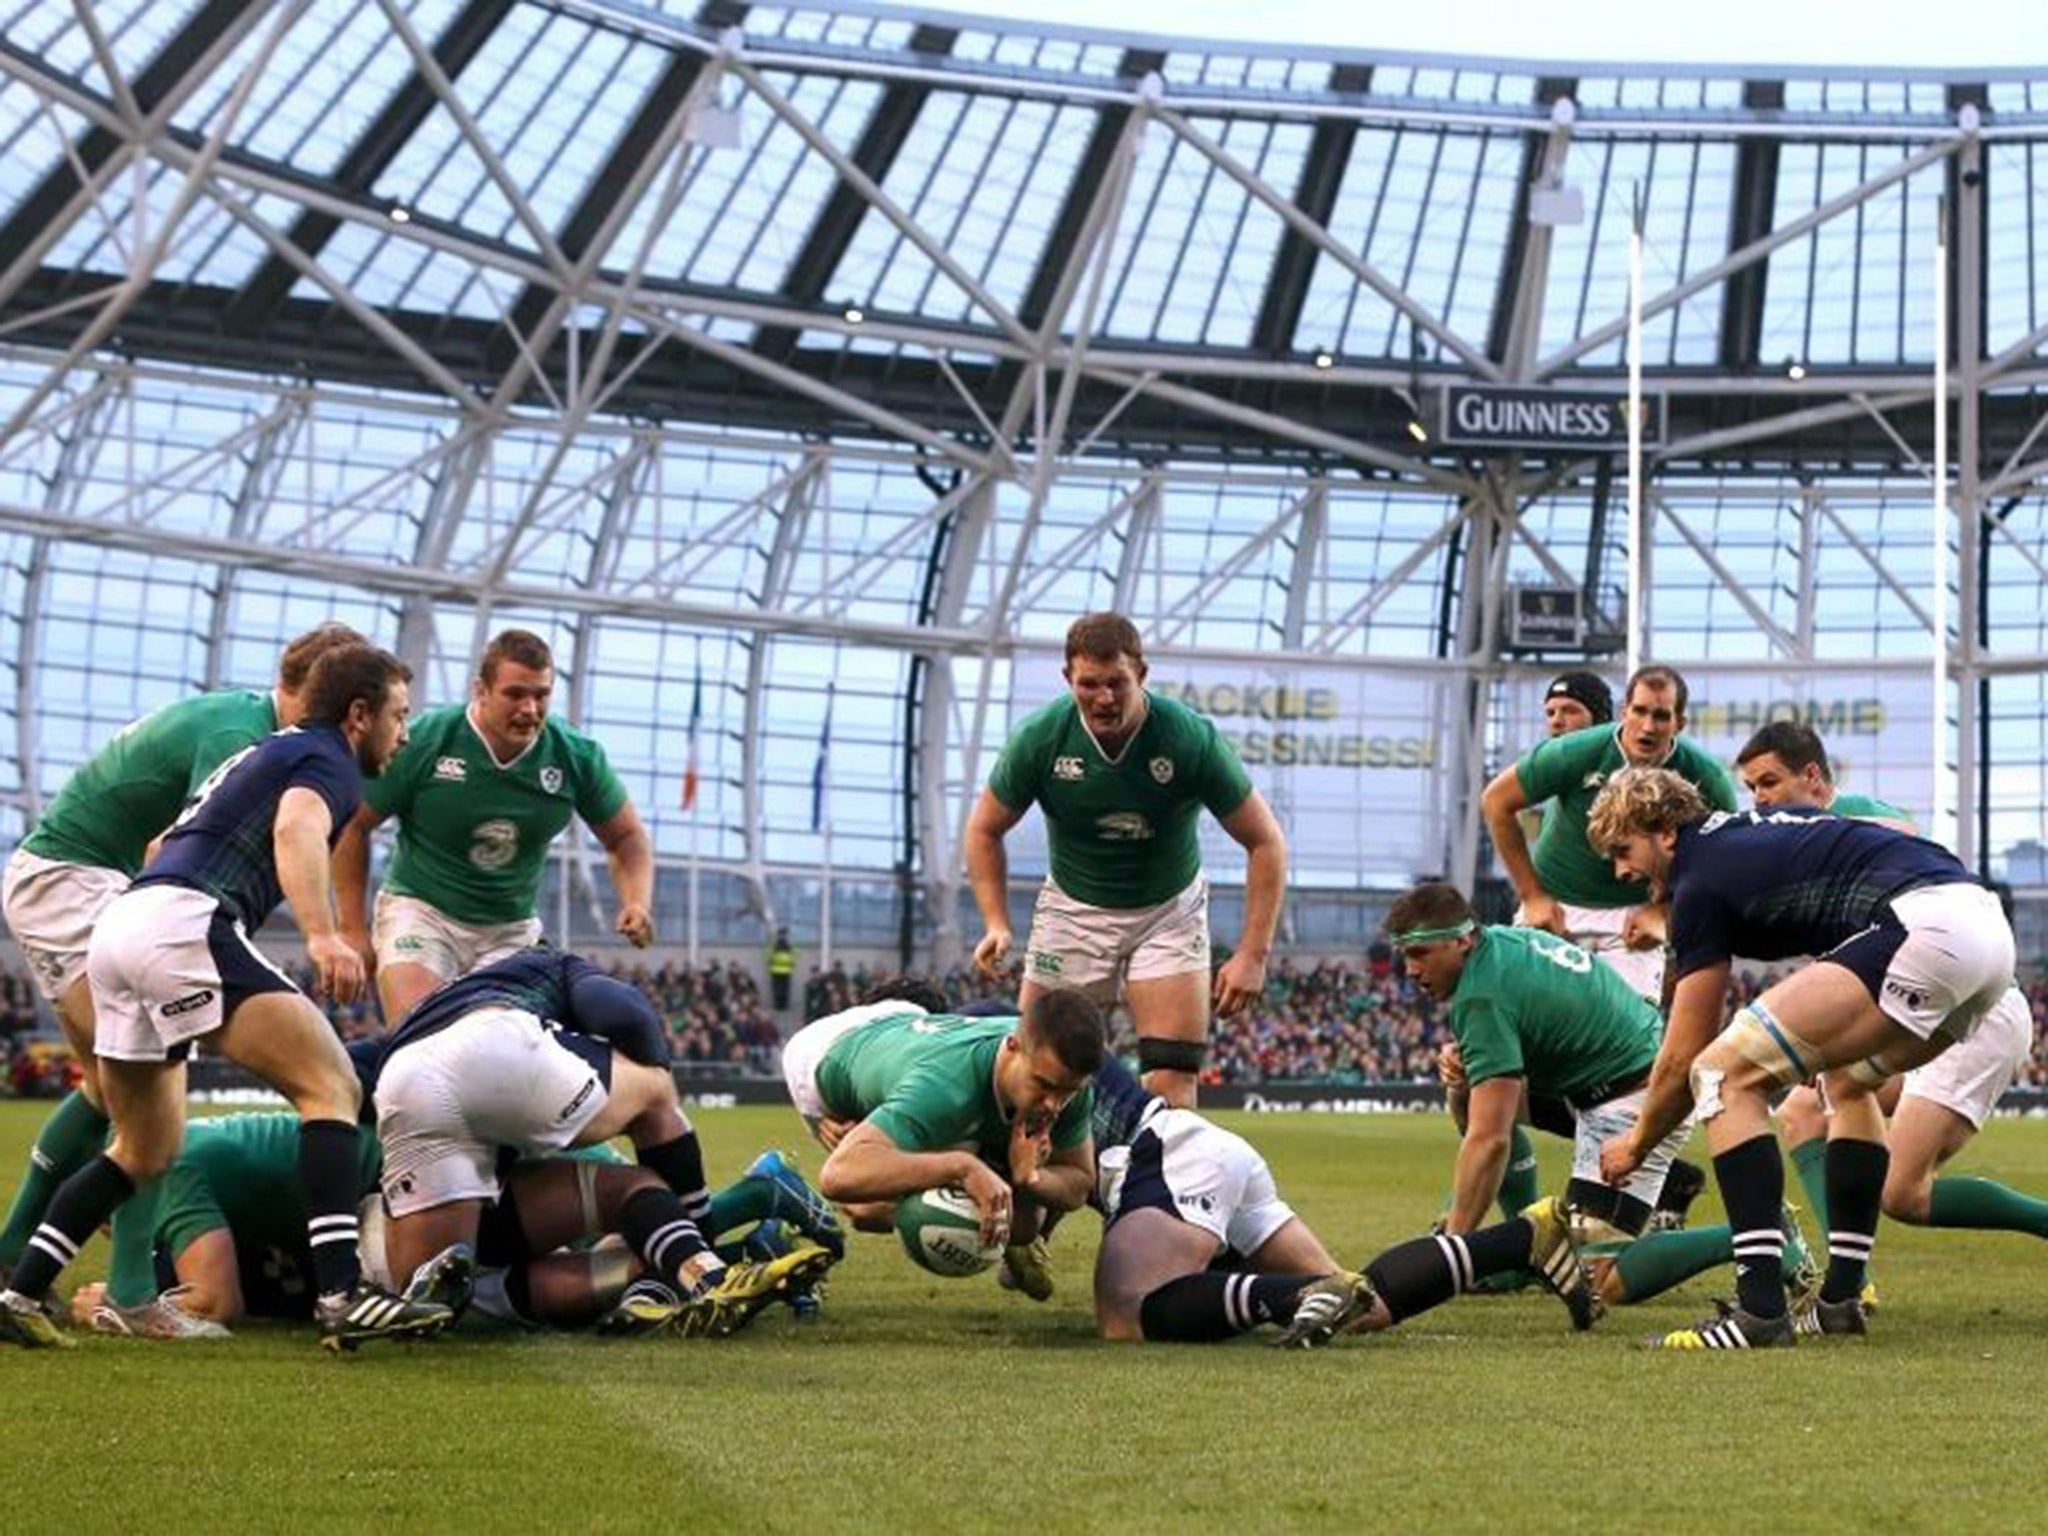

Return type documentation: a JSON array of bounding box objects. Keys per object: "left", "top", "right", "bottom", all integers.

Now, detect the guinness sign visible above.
[{"left": 1439, "top": 385, "right": 1664, "bottom": 450}]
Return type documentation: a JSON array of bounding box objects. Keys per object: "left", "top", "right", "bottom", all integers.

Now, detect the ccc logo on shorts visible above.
[{"left": 468, "top": 819, "right": 520, "bottom": 870}]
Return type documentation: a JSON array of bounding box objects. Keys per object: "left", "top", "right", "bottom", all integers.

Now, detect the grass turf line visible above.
[{"left": 2, "top": 1101, "right": 2045, "bottom": 1532}]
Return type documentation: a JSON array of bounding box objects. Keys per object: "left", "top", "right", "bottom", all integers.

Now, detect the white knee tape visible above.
[{"left": 1689, "top": 1060, "right": 1726, "bottom": 1122}]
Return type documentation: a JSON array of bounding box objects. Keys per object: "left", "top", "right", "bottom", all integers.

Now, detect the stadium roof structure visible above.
[{"left": 3, "top": 0, "right": 2048, "bottom": 940}]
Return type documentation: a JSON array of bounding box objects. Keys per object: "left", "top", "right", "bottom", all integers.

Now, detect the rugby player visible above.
[
  {"left": 782, "top": 988, "right": 1102, "bottom": 1274},
  {"left": 333, "top": 629, "right": 654, "bottom": 1024},
  {"left": 1737, "top": 724, "right": 2047, "bottom": 1316},
  {"left": 964, "top": 612, "right": 1287, "bottom": 1110},
  {"left": 0, "top": 624, "right": 363, "bottom": 1283},
  {"left": 1481, "top": 665, "right": 1739, "bottom": 1002},
  {"left": 0, "top": 643, "right": 451, "bottom": 1350},
  {"left": 1590, "top": 767, "right": 2018, "bottom": 1348},
  {"left": 72, "top": 1105, "right": 840, "bottom": 1337},
  {"left": 366, "top": 945, "right": 832, "bottom": 1337},
  {"left": 1085, "top": 1054, "right": 1598, "bottom": 1347}
]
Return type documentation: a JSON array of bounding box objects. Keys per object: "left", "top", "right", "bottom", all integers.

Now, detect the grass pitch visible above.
[{"left": 3, "top": 1100, "right": 2046, "bottom": 1533}]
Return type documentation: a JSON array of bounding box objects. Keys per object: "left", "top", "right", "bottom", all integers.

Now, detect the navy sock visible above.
[
  {"left": 1137, "top": 1272, "right": 1320, "bottom": 1342},
  {"left": 298, "top": 1119, "right": 364, "bottom": 1298},
  {"left": 619, "top": 1186, "right": 714, "bottom": 1293},
  {"left": 5, "top": 1154, "right": 134, "bottom": 1301},
  {"left": 1714, "top": 1134, "right": 1787, "bottom": 1319},
  {"left": 1364, "top": 1219, "right": 1531, "bottom": 1323},
  {"left": 638, "top": 1133, "right": 711, "bottom": 1226},
  {"left": 1820, "top": 1137, "right": 1890, "bottom": 1304}
]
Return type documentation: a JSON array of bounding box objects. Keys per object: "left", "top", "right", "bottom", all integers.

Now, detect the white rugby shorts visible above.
[
  {"left": 1023, "top": 877, "right": 1211, "bottom": 995},
  {"left": 1569, "top": 1084, "right": 1691, "bottom": 1214},
  {"left": 376, "top": 1007, "right": 608, "bottom": 1217},
  {"left": 87, "top": 884, "right": 298, "bottom": 1062},
  {"left": 1901, "top": 984, "right": 2034, "bottom": 1129},
  {"left": 1097, "top": 1105, "right": 1295, "bottom": 1257},
  {"left": 3, "top": 847, "right": 130, "bottom": 1003},
  {"left": 372, "top": 891, "right": 543, "bottom": 983},
  {"left": 1871, "top": 883, "right": 2015, "bottom": 1044},
  {"left": 1547, "top": 900, "right": 1664, "bottom": 1005}
]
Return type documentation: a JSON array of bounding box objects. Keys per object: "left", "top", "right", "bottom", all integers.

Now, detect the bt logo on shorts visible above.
[
  {"left": 1883, "top": 977, "right": 1928, "bottom": 1010},
  {"left": 1052, "top": 756, "right": 1084, "bottom": 781},
  {"left": 1176, "top": 1192, "right": 1216, "bottom": 1214}
]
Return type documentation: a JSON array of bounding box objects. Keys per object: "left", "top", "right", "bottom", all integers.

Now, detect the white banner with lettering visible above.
[{"left": 1004, "top": 656, "right": 1451, "bottom": 884}]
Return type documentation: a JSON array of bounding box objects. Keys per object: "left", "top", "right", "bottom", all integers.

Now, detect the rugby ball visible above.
[{"left": 894, "top": 1186, "right": 1002, "bottom": 1277}]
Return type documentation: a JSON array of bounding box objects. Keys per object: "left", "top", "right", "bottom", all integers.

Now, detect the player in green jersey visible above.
[
  {"left": 1390, "top": 882, "right": 1689, "bottom": 1251},
  {"left": 965, "top": 614, "right": 1287, "bottom": 1112},
  {"left": 784, "top": 989, "right": 1103, "bottom": 1262},
  {"left": 333, "top": 629, "right": 654, "bottom": 1023},
  {"left": 0, "top": 625, "right": 363, "bottom": 1292},
  {"left": 1481, "top": 664, "right": 1739, "bottom": 1003}
]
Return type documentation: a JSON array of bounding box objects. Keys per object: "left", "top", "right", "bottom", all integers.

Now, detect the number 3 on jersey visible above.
[{"left": 468, "top": 818, "right": 520, "bottom": 870}]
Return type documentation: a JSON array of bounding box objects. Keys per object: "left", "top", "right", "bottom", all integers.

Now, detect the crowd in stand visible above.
[{"left": 6, "top": 949, "right": 2048, "bottom": 1093}]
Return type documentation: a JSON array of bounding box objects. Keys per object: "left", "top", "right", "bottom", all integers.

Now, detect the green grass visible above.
[{"left": 4, "top": 1100, "right": 2047, "bottom": 1532}]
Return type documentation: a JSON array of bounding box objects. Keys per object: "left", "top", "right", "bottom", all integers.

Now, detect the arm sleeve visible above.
[
  {"left": 1669, "top": 885, "right": 1732, "bottom": 980},
  {"left": 289, "top": 740, "right": 362, "bottom": 833},
  {"left": 867, "top": 1064, "right": 975, "bottom": 1154},
  {"left": 1452, "top": 999, "right": 1525, "bottom": 1085},
  {"left": 1196, "top": 717, "right": 1253, "bottom": 818},
  {"left": 572, "top": 734, "right": 631, "bottom": 825},
  {"left": 567, "top": 969, "right": 673, "bottom": 1068},
  {"left": 986, "top": 714, "right": 1043, "bottom": 812},
  {"left": 1513, "top": 727, "right": 1600, "bottom": 804}
]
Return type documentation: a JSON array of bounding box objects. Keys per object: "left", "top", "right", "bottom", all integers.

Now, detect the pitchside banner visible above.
[
  {"left": 1503, "top": 670, "right": 1937, "bottom": 826},
  {"left": 1005, "top": 657, "right": 1449, "bottom": 883}
]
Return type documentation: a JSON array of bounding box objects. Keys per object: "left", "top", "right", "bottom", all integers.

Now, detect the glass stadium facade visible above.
[{"left": 2, "top": 0, "right": 2047, "bottom": 962}]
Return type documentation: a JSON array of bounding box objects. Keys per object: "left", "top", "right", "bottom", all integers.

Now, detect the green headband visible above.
[{"left": 1391, "top": 918, "right": 1476, "bottom": 947}]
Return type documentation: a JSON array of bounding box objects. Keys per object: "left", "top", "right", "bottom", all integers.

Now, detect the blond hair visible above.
[{"left": 1586, "top": 766, "right": 1708, "bottom": 855}]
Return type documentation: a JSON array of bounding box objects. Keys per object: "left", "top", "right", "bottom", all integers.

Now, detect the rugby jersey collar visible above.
[{"left": 465, "top": 702, "right": 542, "bottom": 771}]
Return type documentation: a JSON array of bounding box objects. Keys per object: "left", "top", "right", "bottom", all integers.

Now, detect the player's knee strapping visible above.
[
  {"left": 1137, "top": 1037, "right": 1207, "bottom": 1076},
  {"left": 1692, "top": 1004, "right": 1822, "bottom": 1121}
]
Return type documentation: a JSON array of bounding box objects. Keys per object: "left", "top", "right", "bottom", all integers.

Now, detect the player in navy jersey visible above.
[
  {"left": 366, "top": 947, "right": 835, "bottom": 1338},
  {"left": 1587, "top": 767, "right": 2016, "bottom": 1350},
  {"left": 0, "top": 643, "right": 452, "bottom": 1351}
]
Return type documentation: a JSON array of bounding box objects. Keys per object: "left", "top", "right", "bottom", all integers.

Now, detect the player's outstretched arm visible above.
[
  {"left": 592, "top": 802, "right": 655, "bottom": 947},
  {"left": 1445, "top": 1076, "right": 1521, "bottom": 1233},
  {"left": 821, "top": 1122, "right": 1012, "bottom": 1246},
  {"left": 1601, "top": 961, "right": 1728, "bottom": 1183},
  {"left": 1215, "top": 791, "right": 1286, "bottom": 1016},
  {"left": 1480, "top": 765, "right": 1562, "bottom": 934},
  {"left": 330, "top": 802, "right": 384, "bottom": 974},
  {"left": 279, "top": 786, "right": 362, "bottom": 1005},
  {"left": 963, "top": 787, "right": 1026, "bottom": 972}
]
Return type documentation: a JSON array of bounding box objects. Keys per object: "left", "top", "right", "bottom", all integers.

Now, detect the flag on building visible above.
[{"left": 810, "top": 681, "right": 834, "bottom": 832}]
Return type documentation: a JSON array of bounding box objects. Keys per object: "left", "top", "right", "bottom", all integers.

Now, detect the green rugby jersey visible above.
[
  {"left": 988, "top": 692, "right": 1252, "bottom": 909},
  {"left": 1515, "top": 725, "right": 1738, "bottom": 908},
  {"left": 22, "top": 690, "right": 277, "bottom": 874},
  {"left": 368, "top": 705, "right": 629, "bottom": 925},
  {"left": 104, "top": 1112, "right": 383, "bottom": 1311},
  {"left": 1829, "top": 791, "right": 1911, "bottom": 824},
  {"left": 815, "top": 1011, "right": 1093, "bottom": 1160},
  {"left": 1450, "top": 926, "right": 1662, "bottom": 1101}
]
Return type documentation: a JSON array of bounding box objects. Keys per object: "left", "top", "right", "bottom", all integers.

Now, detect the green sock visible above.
[
  {"left": 0, "top": 1090, "right": 111, "bottom": 1268},
  {"left": 1927, "top": 1176, "right": 2048, "bottom": 1239},
  {"left": 1497, "top": 1126, "right": 1541, "bottom": 1220},
  {"left": 1788, "top": 1137, "right": 1830, "bottom": 1229},
  {"left": 1610, "top": 1224, "right": 1732, "bottom": 1304},
  {"left": 707, "top": 1177, "right": 770, "bottom": 1239}
]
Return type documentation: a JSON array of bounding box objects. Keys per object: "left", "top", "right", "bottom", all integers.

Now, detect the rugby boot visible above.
[
  {"left": 1271, "top": 1272, "right": 1377, "bottom": 1350},
  {"left": 1522, "top": 1197, "right": 1602, "bottom": 1331}
]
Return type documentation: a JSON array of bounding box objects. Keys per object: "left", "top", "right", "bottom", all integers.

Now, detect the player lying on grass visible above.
[
  {"left": 365, "top": 945, "right": 832, "bottom": 1340},
  {"left": 1590, "top": 768, "right": 2019, "bottom": 1349},
  {"left": 69, "top": 1106, "right": 841, "bottom": 1338},
  {"left": 1083, "top": 1052, "right": 1598, "bottom": 1347},
  {"left": 781, "top": 984, "right": 1101, "bottom": 1293}
]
